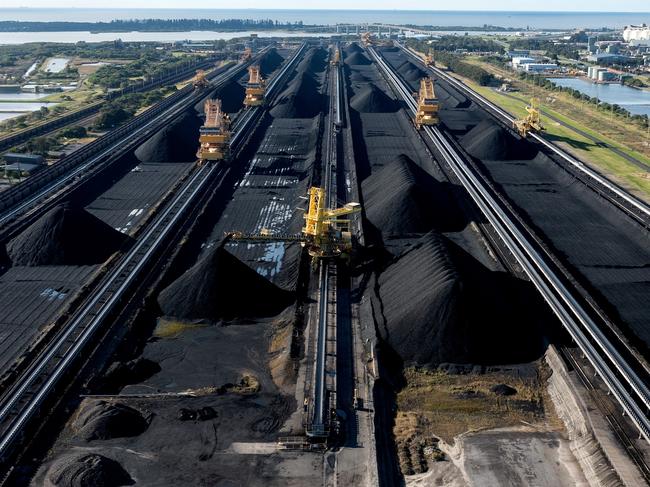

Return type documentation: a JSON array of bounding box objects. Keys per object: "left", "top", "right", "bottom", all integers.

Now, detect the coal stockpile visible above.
[
  {"left": 396, "top": 60, "right": 426, "bottom": 85},
  {"left": 158, "top": 239, "right": 294, "bottom": 321},
  {"left": 345, "top": 42, "right": 363, "bottom": 54},
  {"left": 270, "top": 72, "right": 322, "bottom": 119},
  {"left": 366, "top": 230, "right": 544, "bottom": 366},
  {"left": 350, "top": 84, "right": 398, "bottom": 113},
  {"left": 345, "top": 51, "right": 372, "bottom": 65},
  {"left": 362, "top": 154, "right": 463, "bottom": 236},
  {"left": 73, "top": 401, "right": 149, "bottom": 441},
  {"left": 7, "top": 205, "right": 129, "bottom": 266},
  {"left": 217, "top": 80, "right": 246, "bottom": 113},
  {"left": 460, "top": 119, "right": 536, "bottom": 160},
  {"left": 134, "top": 109, "right": 201, "bottom": 163},
  {"left": 259, "top": 48, "right": 285, "bottom": 77},
  {"left": 47, "top": 453, "right": 133, "bottom": 487}
]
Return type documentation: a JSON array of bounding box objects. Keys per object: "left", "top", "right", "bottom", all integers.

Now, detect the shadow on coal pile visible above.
[
  {"left": 362, "top": 230, "right": 550, "bottom": 367},
  {"left": 157, "top": 238, "right": 295, "bottom": 322},
  {"left": 7, "top": 204, "right": 131, "bottom": 266},
  {"left": 135, "top": 109, "right": 201, "bottom": 163},
  {"left": 361, "top": 154, "right": 467, "bottom": 241},
  {"left": 215, "top": 80, "right": 246, "bottom": 113},
  {"left": 460, "top": 119, "right": 537, "bottom": 161},
  {"left": 350, "top": 83, "right": 399, "bottom": 113}
]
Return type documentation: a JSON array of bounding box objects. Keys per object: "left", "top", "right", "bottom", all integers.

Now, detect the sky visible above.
[{"left": 1, "top": 1, "right": 649, "bottom": 12}]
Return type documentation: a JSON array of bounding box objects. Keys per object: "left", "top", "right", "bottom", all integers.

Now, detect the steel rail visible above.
[
  {"left": 369, "top": 45, "right": 650, "bottom": 443},
  {"left": 0, "top": 43, "right": 308, "bottom": 462},
  {"left": 0, "top": 62, "right": 241, "bottom": 226},
  {"left": 396, "top": 42, "right": 650, "bottom": 221},
  {"left": 310, "top": 49, "right": 340, "bottom": 436}
]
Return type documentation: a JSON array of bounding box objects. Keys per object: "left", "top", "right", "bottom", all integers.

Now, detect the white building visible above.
[
  {"left": 512, "top": 56, "right": 536, "bottom": 70},
  {"left": 522, "top": 63, "right": 558, "bottom": 73},
  {"left": 623, "top": 25, "right": 650, "bottom": 46}
]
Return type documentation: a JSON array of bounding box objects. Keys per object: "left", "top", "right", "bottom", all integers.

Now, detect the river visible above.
[{"left": 551, "top": 78, "right": 650, "bottom": 117}]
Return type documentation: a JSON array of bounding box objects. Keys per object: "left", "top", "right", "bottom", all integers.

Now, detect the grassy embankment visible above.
[{"left": 458, "top": 56, "right": 650, "bottom": 199}]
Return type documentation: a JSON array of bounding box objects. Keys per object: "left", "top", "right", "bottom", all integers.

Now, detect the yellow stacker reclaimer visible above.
[
  {"left": 415, "top": 77, "right": 439, "bottom": 129},
  {"left": 227, "top": 187, "right": 361, "bottom": 261},
  {"left": 513, "top": 97, "right": 543, "bottom": 137},
  {"left": 331, "top": 48, "right": 340, "bottom": 66},
  {"left": 244, "top": 65, "right": 265, "bottom": 107},
  {"left": 192, "top": 69, "right": 209, "bottom": 89},
  {"left": 301, "top": 187, "right": 361, "bottom": 259},
  {"left": 197, "top": 99, "right": 231, "bottom": 164}
]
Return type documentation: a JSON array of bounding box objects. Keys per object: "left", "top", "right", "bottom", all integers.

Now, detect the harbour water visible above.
[
  {"left": 1, "top": 8, "right": 649, "bottom": 30},
  {"left": 0, "top": 30, "right": 334, "bottom": 45},
  {"left": 552, "top": 78, "right": 650, "bottom": 117}
]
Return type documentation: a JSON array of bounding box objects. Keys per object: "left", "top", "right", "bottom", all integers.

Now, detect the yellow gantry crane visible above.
[
  {"left": 227, "top": 187, "right": 361, "bottom": 261},
  {"left": 415, "top": 77, "right": 439, "bottom": 129},
  {"left": 244, "top": 65, "right": 265, "bottom": 107},
  {"left": 197, "top": 99, "right": 231, "bottom": 164},
  {"left": 513, "top": 97, "right": 543, "bottom": 137},
  {"left": 192, "top": 69, "right": 209, "bottom": 89}
]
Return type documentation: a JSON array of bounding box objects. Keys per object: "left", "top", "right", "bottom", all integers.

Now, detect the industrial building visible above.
[
  {"left": 521, "top": 63, "right": 558, "bottom": 73},
  {"left": 511, "top": 56, "right": 536, "bottom": 69},
  {"left": 624, "top": 24, "right": 650, "bottom": 46}
]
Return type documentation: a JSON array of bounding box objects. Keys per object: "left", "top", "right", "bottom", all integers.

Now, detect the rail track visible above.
[
  {"left": 369, "top": 43, "right": 650, "bottom": 448},
  {"left": 304, "top": 45, "right": 345, "bottom": 439},
  {"left": 398, "top": 42, "right": 650, "bottom": 228},
  {"left": 0, "top": 42, "right": 307, "bottom": 469}
]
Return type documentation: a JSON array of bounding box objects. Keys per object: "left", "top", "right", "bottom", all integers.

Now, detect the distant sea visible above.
[{"left": 1, "top": 8, "right": 649, "bottom": 30}]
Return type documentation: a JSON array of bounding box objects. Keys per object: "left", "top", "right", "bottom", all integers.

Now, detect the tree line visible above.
[{"left": 0, "top": 18, "right": 305, "bottom": 32}]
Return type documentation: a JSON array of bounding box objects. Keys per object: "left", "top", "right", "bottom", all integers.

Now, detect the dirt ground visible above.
[{"left": 392, "top": 362, "right": 588, "bottom": 486}]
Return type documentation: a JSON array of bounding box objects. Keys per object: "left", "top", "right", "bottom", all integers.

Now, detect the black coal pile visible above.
[
  {"left": 361, "top": 155, "right": 463, "bottom": 236},
  {"left": 135, "top": 109, "right": 201, "bottom": 163},
  {"left": 47, "top": 454, "right": 133, "bottom": 487},
  {"left": 345, "top": 51, "right": 372, "bottom": 65},
  {"left": 7, "top": 205, "right": 129, "bottom": 266},
  {"left": 366, "top": 230, "right": 544, "bottom": 366},
  {"left": 460, "top": 120, "right": 536, "bottom": 160},
  {"left": 270, "top": 72, "right": 322, "bottom": 118},
  {"left": 396, "top": 60, "right": 426, "bottom": 84},
  {"left": 345, "top": 43, "right": 363, "bottom": 54},
  {"left": 350, "top": 71, "right": 367, "bottom": 82},
  {"left": 350, "top": 84, "right": 398, "bottom": 113},
  {"left": 158, "top": 239, "right": 294, "bottom": 321},
  {"left": 260, "top": 48, "right": 285, "bottom": 77},
  {"left": 73, "top": 401, "right": 149, "bottom": 441},
  {"left": 217, "top": 80, "right": 246, "bottom": 113},
  {"left": 103, "top": 357, "right": 161, "bottom": 390}
]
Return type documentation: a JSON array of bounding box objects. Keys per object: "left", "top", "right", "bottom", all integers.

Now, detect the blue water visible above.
[
  {"left": 1, "top": 9, "right": 649, "bottom": 29},
  {"left": 552, "top": 78, "right": 650, "bottom": 116}
]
